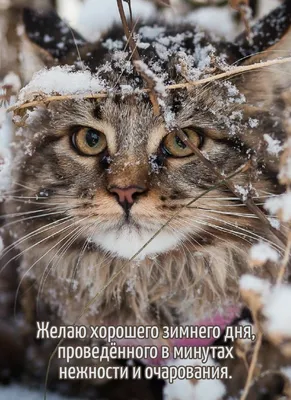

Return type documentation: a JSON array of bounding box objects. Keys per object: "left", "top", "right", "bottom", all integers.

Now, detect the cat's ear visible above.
[
  {"left": 227, "top": 2, "right": 291, "bottom": 170},
  {"left": 23, "top": 8, "right": 88, "bottom": 66},
  {"left": 233, "top": 0, "right": 291, "bottom": 63},
  {"left": 228, "top": 1, "right": 291, "bottom": 105}
]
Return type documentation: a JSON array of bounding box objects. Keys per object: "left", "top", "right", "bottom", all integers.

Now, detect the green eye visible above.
[
  {"left": 161, "top": 128, "right": 203, "bottom": 157},
  {"left": 72, "top": 127, "right": 107, "bottom": 156}
]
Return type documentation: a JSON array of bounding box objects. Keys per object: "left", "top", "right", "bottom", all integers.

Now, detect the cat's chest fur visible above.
[{"left": 18, "top": 232, "right": 271, "bottom": 327}]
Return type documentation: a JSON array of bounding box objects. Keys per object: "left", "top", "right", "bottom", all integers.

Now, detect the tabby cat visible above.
[{"left": 3, "top": 2, "right": 291, "bottom": 342}]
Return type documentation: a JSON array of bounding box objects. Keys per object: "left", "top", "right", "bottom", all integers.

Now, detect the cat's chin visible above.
[{"left": 91, "top": 226, "right": 184, "bottom": 260}]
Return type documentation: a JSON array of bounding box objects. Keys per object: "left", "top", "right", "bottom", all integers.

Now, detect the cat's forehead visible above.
[
  {"left": 83, "top": 23, "right": 227, "bottom": 88},
  {"left": 100, "top": 97, "right": 162, "bottom": 151},
  {"left": 48, "top": 96, "right": 166, "bottom": 153}
]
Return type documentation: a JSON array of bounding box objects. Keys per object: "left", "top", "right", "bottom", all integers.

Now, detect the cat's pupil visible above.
[
  {"left": 86, "top": 130, "right": 100, "bottom": 147},
  {"left": 175, "top": 135, "right": 187, "bottom": 149}
]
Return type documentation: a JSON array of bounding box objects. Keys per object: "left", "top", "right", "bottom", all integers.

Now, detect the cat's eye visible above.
[
  {"left": 161, "top": 128, "right": 203, "bottom": 157},
  {"left": 72, "top": 127, "right": 107, "bottom": 156}
]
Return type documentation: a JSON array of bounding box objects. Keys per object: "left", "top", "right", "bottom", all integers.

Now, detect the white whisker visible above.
[{"left": 0, "top": 216, "right": 76, "bottom": 274}]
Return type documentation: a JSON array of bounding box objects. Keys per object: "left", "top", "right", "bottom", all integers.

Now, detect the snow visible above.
[
  {"left": 279, "top": 138, "right": 291, "bottom": 184},
  {"left": 265, "top": 192, "right": 291, "bottom": 223},
  {"left": 240, "top": 278, "right": 291, "bottom": 340},
  {"left": 134, "top": 60, "right": 166, "bottom": 96},
  {"left": 0, "top": 384, "right": 81, "bottom": 400},
  {"left": 164, "top": 377, "right": 226, "bottom": 400},
  {"left": 250, "top": 241, "right": 280, "bottom": 266},
  {"left": 184, "top": 7, "right": 237, "bottom": 40},
  {"left": 240, "top": 275, "right": 271, "bottom": 298},
  {"left": 0, "top": 73, "right": 17, "bottom": 195},
  {"left": 0, "top": 235, "right": 3, "bottom": 254},
  {"left": 239, "top": 277, "right": 291, "bottom": 339},
  {"left": 2, "top": 72, "right": 21, "bottom": 92},
  {"left": 58, "top": 0, "right": 81, "bottom": 28},
  {"left": 139, "top": 26, "right": 166, "bottom": 40},
  {"left": 264, "top": 134, "right": 283, "bottom": 156},
  {"left": 188, "top": 377, "right": 226, "bottom": 400},
  {"left": 268, "top": 217, "right": 280, "bottom": 230},
  {"left": 264, "top": 286, "right": 291, "bottom": 336},
  {"left": 163, "top": 358, "right": 226, "bottom": 400},
  {"left": 238, "top": 320, "right": 257, "bottom": 345},
  {"left": 77, "top": 0, "right": 155, "bottom": 42},
  {"left": 0, "top": 121, "right": 12, "bottom": 195},
  {"left": 17, "top": 66, "right": 106, "bottom": 103},
  {"left": 281, "top": 366, "right": 291, "bottom": 382},
  {"left": 234, "top": 185, "right": 249, "bottom": 201},
  {"left": 248, "top": 118, "right": 259, "bottom": 129}
]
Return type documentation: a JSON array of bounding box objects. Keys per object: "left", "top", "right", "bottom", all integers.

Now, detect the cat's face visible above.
[
  {"left": 3, "top": 4, "right": 291, "bottom": 326},
  {"left": 16, "top": 88, "right": 253, "bottom": 260},
  {"left": 10, "top": 5, "right": 291, "bottom": 263}
]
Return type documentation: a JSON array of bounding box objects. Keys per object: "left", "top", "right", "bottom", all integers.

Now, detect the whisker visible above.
[
  {"left": 0, "top": 209, "right": 70, "bottom": 230},
  {"left": 69, "top": 219, "right": 102, "bottom": 292},
  {"left": 5, "top": 198, "right": 74, "bottom": 207},
  {"left": 0, "top": 216, "right": 74, "bottom": 268},
  {"left": 186, "top": 208, "right": 259, "bottom": 218},
  {"left": 37, "top": 221, "right": 92, "bottom": 313},
  {"left": 12, "top": 181, "right": 37, "bottom": 191},
  {"left": 191, "top": 217, "right": 254, "bottom": 246},
  {"left": 0, "top": 214, "right": 74, "bottom": 260},
  {"left": 198, "top": 214, "right": 284, "bottom": 253},
  {"left": 0, "top": 207, "right": 66, "bottom": 219},
  {"left": 16, "top": 216, "right": 90, "bottom": 316}
]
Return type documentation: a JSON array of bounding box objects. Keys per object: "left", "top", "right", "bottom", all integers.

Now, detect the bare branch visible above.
[
  {"left": 229, "top": 0, "right": 252, "bottom": 40},
  {"left": 116, "top": 0, "right": 161, "bottom": 115},
  {"left": 9, "top": 57, "right": 291, "bottom": 113},
  {"left": 240, "top": 331, "right": 263, "bottom": 400},
  {"left": 176, "top": 128, "right": 287, "bottom": 245}
]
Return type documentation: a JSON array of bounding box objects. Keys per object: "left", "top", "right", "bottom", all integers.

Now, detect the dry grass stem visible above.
[
  {"left": 276, "top": 233, "right": 291, "bottom": 284},
  {"left": 7, "top": 57, "right": 291, "bottom": 114},
  {"left": 116, "top": 0, "right": 140, "bottom": 62},
  {"left": 116, "top": 0, "right": 161, "bottom": 115},
  {"left": 176, "top": 129, "right": 287, "bottom": 245},
  {"left": 229, "top": 0, "right": 252, "bottom": 39},
  {"left": 239, "top": 330, "right": 263, "bottom": 400},
  {"left": 239, "top": 302, "right": 263, "bottom": 400},
  {"left": 0, "top": 84, "right": 13, "bottom": 107}
]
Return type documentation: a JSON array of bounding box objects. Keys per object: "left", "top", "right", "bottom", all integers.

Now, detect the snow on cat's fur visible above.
[{"left": 3, "top": 1, "right": 291, "bottom": 332}]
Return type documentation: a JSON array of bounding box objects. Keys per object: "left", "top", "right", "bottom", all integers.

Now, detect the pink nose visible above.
[{"left": 109, "top": 186, "right": 146, "bottom": 211}]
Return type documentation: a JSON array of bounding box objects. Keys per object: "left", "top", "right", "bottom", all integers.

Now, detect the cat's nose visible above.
[{"left": 109, "top": 186, "right": 146, "bottom": 211}]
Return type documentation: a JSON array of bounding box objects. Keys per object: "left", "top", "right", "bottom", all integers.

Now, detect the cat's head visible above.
[{"left": 8, "top": 3, "right": 291, "bottom": 263}]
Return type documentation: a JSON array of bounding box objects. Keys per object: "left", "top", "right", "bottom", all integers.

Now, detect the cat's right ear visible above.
[{"left": 23, "top": 7, "right": 88, "bottom": 67}]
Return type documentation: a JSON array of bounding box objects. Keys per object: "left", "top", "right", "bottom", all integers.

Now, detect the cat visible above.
[{"left": 2, "top": 1, "right": 291, "bottom": 346}]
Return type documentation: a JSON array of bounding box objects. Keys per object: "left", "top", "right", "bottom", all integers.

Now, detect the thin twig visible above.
[
  {"left": 230, "top": 0, "right": 252, "bottom": 41},
  {"left": 0, "top": 85, "right": 13, "bottom": 108},
  {"left": 116, "top": 0, "right": 161, "bottom": 115},
  {"left": 275, "top": 90, "right": 291, "bottom": 282},
  {"left": 8, "top": 57, "right": 291, "bottom": 113},
  {"left": 240, "top": 330, "right": 263, "bottom": 400},
  {"left": 116, "top": 0, "right": 140, "bottom": 62},
  {"left": 276, "top": 232, "right": 291, "bottom": 284},
  {"left": 176, "top": 129, "right": 287, "bottom": 245}
]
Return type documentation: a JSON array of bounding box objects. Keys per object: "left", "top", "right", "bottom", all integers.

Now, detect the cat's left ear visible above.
[
  {"left": 232, "top": 0, "right": 291, "bottom": 64},
  {"left": 23, "top": 8, "right": 88, "bottom": 66},
  {"left": 228, "top": 1, "right": 291, "bottom": 105}
]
